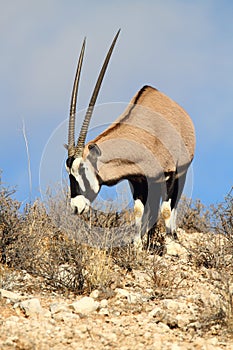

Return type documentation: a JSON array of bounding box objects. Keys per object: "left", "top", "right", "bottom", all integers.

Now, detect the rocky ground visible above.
[{"left": 0, "top": 230, "right": 233, "bottom": 350}]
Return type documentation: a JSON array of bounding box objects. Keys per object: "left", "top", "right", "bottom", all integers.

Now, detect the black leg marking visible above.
[
  {"left": 129, "top": 176, "right": 148, "bottom": 205},
  {"left": 163, "top": 171, "right": 187, "bottom": 240}
]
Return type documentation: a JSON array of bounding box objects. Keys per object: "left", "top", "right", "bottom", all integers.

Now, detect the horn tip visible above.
[{"left": 116, "top": 28, "right": 121, "bottom": 38}]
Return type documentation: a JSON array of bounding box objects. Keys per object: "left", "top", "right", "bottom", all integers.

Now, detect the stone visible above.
[
  {"left": 19, "top": 298, "right": 43, "bottom": 317},
  {"left": 98, "top": 308, "right": 109, "bottom": 316},
  {"left": 149, "top": 307, "right": 165, "bottom": 322},
  {"left": 90, "top": 289, "right": 100, "bottom": 299},
  {"left": 115, "top": 288, "right": 143, "bottom": 304},
  {"left": 5, "top": 316, "right": 20, "bottom": 328},
  {"left": 50, "top": 303, "right": 70, "bottom": 315},
  {"left": 165, "top": 238, "right": 187, "bottom": 258},
  {"left": 115, "top": 288, "right": 129, "bottom": 298},
  {"left": 100, "top": 299, "right": 108, "bottom": 308},
  {"left": 176, "top": 314, "right": 192, "bottom": 329},
  {"left": 0, "top": 289, "right": 22, "bottom": 302},
  {"left": 162, "top": 299, "right": 188, "bottom": 312},
  {"left": 52, "top": 311, "right": 79, "bottom": 322},
  {"left": 70, "top": 296, "right": 99, "bottom": 314}
]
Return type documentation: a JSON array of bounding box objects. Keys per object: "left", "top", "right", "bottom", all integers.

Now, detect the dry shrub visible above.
[
  {"left": 197, "top": 271, "right": 233, "bottom": 334},
  {"left": 184, "top": 188, "right": 233, "bottom": 270},
  {"left": 177, "top": 196, "right": 210, "bottom": 233},
  {"left": 0, "top": 181, "right": 137, "bottom": 294},
  {"left": 185, "top": 231, "right": 232, "bottom": 270},
  {"left": 83, "top": 247, "right": 113, "bottom": 292},
  {"left": 0, "top": 172, "right": 21, "bottom": 264},
  {"left": 210, "top": 187, "right": 233, "bottom": 236},
  {"left": 150, "top": 256, "right": 186, "bottom": 298},
  {"left": 5, "top": 200, "right": 115, "bottom": 294},
  {"left": 180, "top": 190, "right": 233, "bottom": 332}
]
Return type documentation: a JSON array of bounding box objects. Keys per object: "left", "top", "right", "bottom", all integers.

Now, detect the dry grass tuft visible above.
[
  {"left": 177, "top": 196, "right": 210, "bottom": 233},
  {"left": 150, "top": 256, "right": 186, "bottom": 298}
]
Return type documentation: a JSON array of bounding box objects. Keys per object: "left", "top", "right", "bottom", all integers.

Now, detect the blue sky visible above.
[{"left": 1, "top": 1, "right": 232, "bottom": 208}]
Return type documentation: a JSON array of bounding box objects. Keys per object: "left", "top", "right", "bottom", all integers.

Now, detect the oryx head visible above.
[{"left": 65, "top": 30, "right": 120, "bottom": 214}]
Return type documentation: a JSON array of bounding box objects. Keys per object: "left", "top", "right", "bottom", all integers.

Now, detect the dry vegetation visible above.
[{"left": 0, "top": 171, "right": 233, "bottom": 349}]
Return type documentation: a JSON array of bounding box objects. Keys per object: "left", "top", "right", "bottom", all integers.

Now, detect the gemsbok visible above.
[{"left": 65, "top": 30, "right": 196, "bottom": 249}]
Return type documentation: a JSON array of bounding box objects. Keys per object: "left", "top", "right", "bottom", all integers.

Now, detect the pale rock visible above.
[
  {"left": 162, "top": 299, "right": 188, "bottom": 312},
  {"left": 79, "top": 324, "right": 88, "bottom": 333},
  {"left": 113, "top": 311, "right": 121, "bottom": 316},
  {"left": 208, "top": 337, "right": 219, "bottom": 346},
  {"left": 0, "top": 289, "right": 22, "bottom": 302},
  {"left": 50, "top": 303, "right": 70, "bottom": 314},
  {"left": 144, "top": 331, "right": 151, "bottom": 339},
  {"left": 52, "top": 311, "right": 79, "bottom": 322},
  {"left": 105, "top": 332, "right": 117, "bottom": 342},
  {"left": 70, "top": 296, "right": 99, "bottom": 314},
  {"left": 3, "top": 336, "right": 19, "bottom": 347},
  {"left": 115, "top": 288, "right": 129, "bottom": 298},
  {"left": 98, "top": 308, "right": 109, "bottom": 316},
  {"left": 127, "top": 293, "right": 142, "bottom": 304},
  {"left": 171, "top": 344, "right": 183, "bottom": 350},
  {"left": 149, "top": 307, "right": 165, "bottom": 322},
  {"left": 19, "top": 298, "right": 43, "bottom": 317},
  {"left": 6, "top": 315, "right": 20, "bottom": 322},
  {"left": 157, "top": 322, "right": 171, "bottom": 332},
  {"left": 188, "top": 321, "right": 202, "bottom": 330},
  {"left": 42, "top": 309, "right": 51, "bottom": 318},
  {"left": 165, "top": 238, "right": 187, "bottom": 258},
  {"left": 145, "top": 288, "right": 154, "bottom": 294},
  {"left": 229, "top": 282, "right": 233, "bottom": 294},
  {"left": 100, "top": 299, "right": 108, "bottom": 308},
  {"left": 115, "top": 288, "right": 142, "bottom": 304},
  {"left": 133, "top": 270, "right": 150, "bottom": 284},
  {"left": 90, "top": 289, "right": 100, "bottom": 299},
  {"left": 193, "top": 337, "right": 223, "bottom": 350},
  {"left": 5, "top": 316, "right": 20, "bottom": 328},
  {"left": 152, "top": 333, "right": 163, "bottom": 348},
  {"left": 176, "top": 314, "right": 192, "bottom": 329},
  {"left": 164, "top": 314, "right": 178, "bottom": 328}
]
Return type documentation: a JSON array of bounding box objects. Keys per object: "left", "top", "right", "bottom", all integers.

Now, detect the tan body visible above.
[{"left": 84, "top": 85, "right": 195, "bottom": 184}]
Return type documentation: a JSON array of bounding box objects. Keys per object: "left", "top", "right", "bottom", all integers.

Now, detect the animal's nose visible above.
[
  {"left": 79, "top": 207, "right": 85, "bottom": 215},
  {"left": 73, "top": 206, "right": 78, "bottom": 215},
  {"left": 72, "top": 205, "right": 85, "bottom": 215}
]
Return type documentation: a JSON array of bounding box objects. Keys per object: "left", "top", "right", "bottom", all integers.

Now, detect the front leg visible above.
[
  {"left": 128, "top": 177, "right": 148, "bottom": 250},
  {"left": 161, "top": 199, "right": 178, "bottom": 240},
  {"left": 161, "top": 199, "right": 172, "bottom": 234}
]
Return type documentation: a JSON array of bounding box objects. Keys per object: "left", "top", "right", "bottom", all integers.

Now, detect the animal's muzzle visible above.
[{"left": 70, "top": 195, "right": 90, "bottom": 215}]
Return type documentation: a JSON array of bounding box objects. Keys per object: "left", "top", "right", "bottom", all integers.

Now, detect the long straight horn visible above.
[
  {"left": 67, "top": 38, "right": 86, "bottom": 157},
  {"left": 75, "top": 29, "right": 120, "bottom": 157}
]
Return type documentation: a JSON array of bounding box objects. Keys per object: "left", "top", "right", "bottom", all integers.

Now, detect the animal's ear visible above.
[{"left": 88, "top": 143, "right": 101, "bottom": 159}]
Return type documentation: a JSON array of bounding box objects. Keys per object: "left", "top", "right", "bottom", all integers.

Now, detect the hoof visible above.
[{"left": 166, "top": 231, "right": 179, "bottom": 241}]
